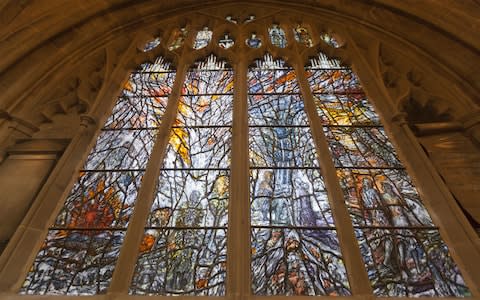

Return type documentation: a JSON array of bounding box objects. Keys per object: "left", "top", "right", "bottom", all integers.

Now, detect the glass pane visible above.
[
  {"left": 54, "top": 171, "right": 144, "bottom": 228},
  {"left": 168, "top": 28, "right": 188, "bottom": 51},
  {"left": 83, "top": 129, "right": 156, "bottom": 170},
  {"left": 183, "top": 70, "right": 234, "bottom": 95},
  {"left": 193, "top": 27, "right": 212, "bottom": 50},
  {"left": 250, "top": 169, "right": 333, "bottom": 227},
  {"left": 248, "top": 69, "right": 299, "bottom": 94},
  {"left": 323, "top": 127, "right": 401, "bottom": 168},
  {"left": 249, "top": 127, "right": 318, "bottom": 168},
  {"left": 246, "top": 33, "right": 262, "bottom": 48},
  {"left": 163, "top": 127, "right": 231, "bottom": 169},
  {"left": 249, "top": 94, "right": 308, "bottom": 126},
  {"left": 148, "top": 170, "right": 229, "bottom": 227},
  {"left": 307, "top": 69, "right": 362, "bottom": 94},
  {"left": 269, "top": 25, "right": 287, "bottom": 48},
  {"left": 20, "top": 230, "right": 124, "bottom": 295},
  {"left": 356, "top": 229, "right": 470, "bottom": 297},
  {"left": 130, "top": 229, "right": 227, "bottom": 295},
  {"left": 104, "top": 96, "right": 169, "bottom": 129},
  {"left": 314, "top": 94, "right": 380, "bottom": 126},
  {"left": 337, "top": 168, "right": 434, "bottom": 227},
  {"left": 251, "top": 228, "right": 350, "bottom": 295},
  {"left": 128, "top": 71, "right": 176, "bottom": 97},
  {"left": 218, "top": 33, "right": 234, "bottom": 49},
  {"left": 320, "top": 33, "right": 340, "bottom": 48},
  {"left": 143, "top": 37, "right": 161, "bottom": 52},
  {"left": 293, "top": 25, "right": 313, "bottom": 47},
  {"left": 177, "top": 94, "right": 233, "bottom": 126}
]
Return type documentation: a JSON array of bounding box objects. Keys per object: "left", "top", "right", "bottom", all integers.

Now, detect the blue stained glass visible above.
[
  {"left": 246, "top": 33, "right": 262, "bottom": 48},
  {"left": 193, "top": 27, "right": 212, "bottom": 50},
  {"left": 269, "top": 24, "right": 287, "bottom": 48},
  {"left": 83, "top": 129, "right": 156, "bottom": 170},
  {"left": 143, "top": 37, "right": 161, "bottom": 52},
  {"left": 249, "top": 94, "right": 308, "bottom": 126},
  {"left": 249, "top": 127, "right": 318, "bottom": 168}
]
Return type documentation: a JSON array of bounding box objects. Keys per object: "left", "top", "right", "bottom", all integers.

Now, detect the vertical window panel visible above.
[
  {"left": 20, "top": 57, "right": 176, "bottom": 295},
  {"left": 307, "top": 52, "right": 470, "bottom": 297},
  {"left": 130, "top": 55, "right": 232, "bottom": 296},
  {"left": 249, "top": 54, "right": 351, "bottom": 296}
]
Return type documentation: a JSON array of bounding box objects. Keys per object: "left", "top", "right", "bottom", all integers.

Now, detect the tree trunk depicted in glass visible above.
[
  {"left": 130, "top": 55, "right": 232, "bottom": 296},
  {"left": 249, "top": 54, "right": 351, "bottom": 296}
]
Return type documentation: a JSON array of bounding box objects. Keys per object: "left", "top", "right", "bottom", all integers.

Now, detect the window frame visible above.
[{"left": 1, "top": 17, "right": 478, "bottom": 299}]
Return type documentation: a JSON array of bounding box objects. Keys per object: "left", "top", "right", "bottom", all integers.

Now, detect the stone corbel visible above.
[{"left": 0, "top": 110, "right": 39, "bottom": 139}]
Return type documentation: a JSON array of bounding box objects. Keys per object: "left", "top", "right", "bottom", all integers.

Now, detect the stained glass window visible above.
[
  {"left": 143, "top": 37, "right": 161, "bottom": 52},
  {"left": 218, "top": 33, "right": 234, "bottom": 49},
  {"left": 249, "top": 54, "right": 350, "bottom": 296},
  {"left": 168, "top": 28, "right": 188, "bottom": 51},
  {"left": 20, "top": 58, "right": 176, "bottom": 295},
  {"left": 320, "top": 33, "right": 340, "bottom": 48},
  {"left": 130, "top": 55, "right": 232, "bottom": 296},
  {"left": 269, "top": 24, "right": 287, "bottom": 48},
  {"left": 307, "top": 52, "right": 470, "bottom": 297},
  {"left": 193, "top": 27, "right": 213, "bottom": 50},
  {"left": 293, "top": 25, "right": 313, "bottom": 48},
  {"left": 246, "top": 33, "right": 262, "bottom": 48},
  {"left": 16, "top": 19, "right": 473, "bottom": 298}
]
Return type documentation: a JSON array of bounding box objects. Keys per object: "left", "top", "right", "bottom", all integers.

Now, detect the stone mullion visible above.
[
  {"left": 227, "top": 58, "right": 250, "bottom": 299},
  {"left": 108, "top": 62, "right": 189, "bottom": 294},
  {"left": 292, "top": 59, "right": 373, "bottom": 296}
]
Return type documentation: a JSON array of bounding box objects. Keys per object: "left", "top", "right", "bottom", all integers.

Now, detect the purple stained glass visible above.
[
  {"left": 148, "top": 170, "right": 229, "bottom": 228},
  {"left": 251, "top": 228, "right": 350, "bottom": 295},
  {"left": 20, "top": 230, "right": 125, "bottom": 295},
  {"left": 248, "top": 94, "right": 308, "bottom": 126},
  {"left": 83, "top": 129, "right": 156, "bottom": 170},
  {"left": 323, "top": 126, "right": 402, "bottom": 168},
  {"left": 130, "top": 229, "right": 227, "bottom": 295},
  {"left": 249, "top": 127, "right": 318, "bottom": 168},
  {"left": 336, "top": 168, "right": 434, "bottom": 228},
  {"left": 54, "top": 171, "right": 144, "bottom": 228},
  {"left": 355, "top": 229, "right": 470, "bottom": 297},
  {"left": 250, "top": 169, "right": 333, "bottom": 227}
]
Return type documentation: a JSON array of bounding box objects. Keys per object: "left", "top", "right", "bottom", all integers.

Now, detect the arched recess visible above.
[{"left": 0, "top": 1, "right": 479, "bottom": 298}]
